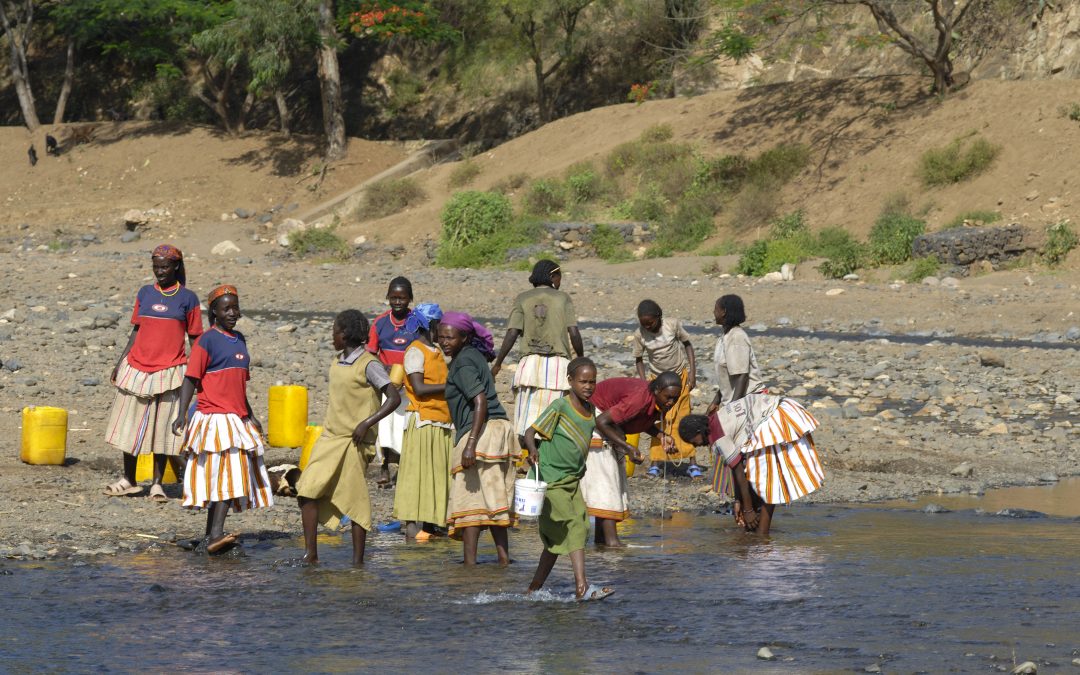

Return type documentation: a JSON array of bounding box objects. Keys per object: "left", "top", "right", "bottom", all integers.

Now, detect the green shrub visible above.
[
  {"left": 438, "top": 191, "right": 513, "bottom": 250},
  {"left": 564, "top": 163, "right": 606, "bottom": 204},
  {"left": 746, "top": 143, "right": 810, "bottom": 186},
  {"left": 903, "top": 256, "right": 941, "bottom": 282},
  {"left": 590, "top": 224, "right": 632, "bottom": 262},
  {"left": 735, "top": 240, "right": 769, "bottom": 276},
  {"left": 288, "top": 227, "right": 350, "bottom": 259},
  {"left": 492, "top": 172, "right": 530, "bottom": 194},
  {"left": 701, "top": 240, "right": 743, "bottom": 256},
  {"left": 869, "top": 211, "right": 926, "bottom": 265},
  {"left": 769, "top": 210, "right": 809, "bottom": 240},
  {"left": 728, "top": 181, "right": 779, "bottom": 230},
  {"left": 1061, "top": 103, "right": 1080, "bottom": 122},
  {"left": 640, "top": 123, "right": 673, "bottom": 143},
  {"left": 436, "top": 220, "right": 541, "bottom": 268},
  {"left": 448, "top": 160, "right": 482, "bottom": 189},
  {"left": 918, "top": 135, "right": 1001, "bottom": 186},
  {"left": 523, "top": 178, "right": 566, "bottom": 216},
  {"left": 649, "top": 200, "right": 714, "bottom": 256},
  {"left": 1044, "top": 221, "right": 1078, "bottom": 266},
  {"left": 816, "top": 227, "right": 864, "bottom": 279},
  {"left": 362, "top": 177, "right": 427, "bottom": 219},
  {"left": 693, "top": 154, "right": 749, "bottom": 193},
  {"left": 941, "top": 210, "right": 1002, "bottom": 230},
  {"left": 614, "top": 186, "right": 668, "bottom": 223}
]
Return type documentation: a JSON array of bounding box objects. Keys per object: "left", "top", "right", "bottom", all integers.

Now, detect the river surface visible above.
[{"left": 3, "top": 481, "right": 1079, "bottom": 673}]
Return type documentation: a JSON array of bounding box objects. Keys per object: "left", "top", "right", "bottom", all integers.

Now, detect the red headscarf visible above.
[{"left": 151, "top": 244, "right": 186, "bottom": 286}]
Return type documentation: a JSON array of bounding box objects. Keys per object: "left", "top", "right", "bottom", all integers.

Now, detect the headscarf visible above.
[
  {"left": 441, "top": 311, "right": 495, "bottom": 361},
  {"left": 528, "top": 259, "right": 560, "bottom": 288},
  {"left": 151, "top": 243, "right": 186, "bottom": 286},
  {"left": 206, "top": 285, "right": 238, "bottom": 327},
  {"left": 405, "top": 302, "right": 442, "bottom": 334}
]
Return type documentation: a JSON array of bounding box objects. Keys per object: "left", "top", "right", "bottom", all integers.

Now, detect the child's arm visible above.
[
  {"left": 595, "top": 411, "right": 642, "bottom": 464},
  {"left": 728, "top": 456, "right": 759, "bottom": 530},
  {"left": 460, "top": 393, "right": 487, "bottom": 468},
  {"left": 489, "top": 329, "right": 520, "bottom": 377},
  {"left": 353, "top": 383, "right": 400, "bottom": 449},
  {"left": 172, "top": 376, "right": 197, "bottom": 436},
  {"left": 682, "top": 339, "right": 696, "bottom": 391},
  {"left": 406, "top": 372, "right": 444, "bottom": 397},
  {"left": 523, "top": 427, "right": 541, "bottom": 468},
  {"left": 634, "top": 357, "right": 647, "bottom": 380},
  {"left": 568, "top": 326, "right": 584, "bottom": 358}
]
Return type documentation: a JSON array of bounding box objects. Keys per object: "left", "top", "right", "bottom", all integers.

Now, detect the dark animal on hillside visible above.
[
  {"left": 28, "top": 145, "right": 37, "bottom": 166},
  {"left": 45, "top": 135, "right": 59, "bottom": 156}
]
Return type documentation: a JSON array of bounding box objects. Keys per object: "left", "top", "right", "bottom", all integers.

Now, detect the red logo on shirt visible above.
[
  {"left": 234, "top": 353, "right": 246, "bottom": 360},
  {"left": 152, "top": 304, "right": 168, "bottom": 312},
  {"left": 392, "top": 337, "right": 408, "bottom": 345}
]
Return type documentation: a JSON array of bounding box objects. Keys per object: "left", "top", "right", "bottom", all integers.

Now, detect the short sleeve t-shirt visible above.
[
  {"left": 186, "top": 327, "right": 251, "bottom": 416},
  {"left": 591, "top": 377, "right": 658, "bottom": 434},
  {"left": 506, "top": 286, "right": 577, "bottom": 358},
  {"left": 127, "top": 284, "right": 203, "bottom": 373},
  {"left": 367, "top": 310, "right": 420, "bottom": 366},
  {"left": 632, "top": 316, "right": 691, "bottom": 375},
  {"left": 530, "top": 396, "right": 593, "bottom": 482},
  {"left": 714, "top": 326, "right": 764, "bottom": 404},
  {"left": 445, "top": 346, "right": 508, "bottom": 442}
]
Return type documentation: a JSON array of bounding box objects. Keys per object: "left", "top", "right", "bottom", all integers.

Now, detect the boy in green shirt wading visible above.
[{"left": 524, "top": 357, "right": 614, "bottom": 601}]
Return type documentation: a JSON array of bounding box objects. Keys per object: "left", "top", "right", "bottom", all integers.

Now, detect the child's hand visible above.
[
  {"left": 490, "top": 363, "right": 501, "bottom": 377},
  {"left": 628, "top": 448, "right": 644, "bottom": 464},
  {"left": 661, "top": 434, "right": 677, "bottom": 455},
  {"left": 171, "top": 416, "right": 186, "bottom": 437},
  {"left": 527, "top": 448, "right": 539, "bottom": 467},
  {"left": 461, "top": 446, "right": 477, "bottom": 469},
  {"left": 352, "top": 421, "right": 373, "bottom": 448}
]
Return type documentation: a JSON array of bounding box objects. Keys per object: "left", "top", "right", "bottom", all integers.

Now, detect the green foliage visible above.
[
  {"left": 605, "top": 127, "right": 693, "bottom": 178},
  {"left": 362, "top": 177, "right": 427, "bottom": 219},
  {"left": 492, "top": 172, "right": 530, "bottom": 194},
  {"left": 289, "top": 227, "right": 350, "bottom": 259},
  {"left": 523, "top": 179, "right": 567, "bottom": 216},
  {"left": 735, "top": 239, "right": 769, "bottom": 276},
  {"left": 869, "top": 211, "right": 926, "bottom": 265},
  {"left": 438, "top": 191, "right": 514, "bottom": 252},
  {"left": 701, "top": 240, "right": 744, "bottom": 257},
  {"left": 746, "top": 143, "right": 809, "bottom": 186},
  {"left": 639, "top": 124, "right": 673, "bottom": 143},
  {"left": 903, "top": 256, "right": 941, "bottom": 283},
  {"left": 564, "top": 163, "right": 607, "bottom": 204},
  {"left": 704, "top": 22, "right": 756, "bottom": 62},
  {"left": 649, "top": 200, "right": 714, "bottom": 256},
  {"left": 918, "top": 134, "right": 1001, "bottom": 187},
  {"left": 816, "top": 227, "right": 864, "bottom": 279},
  {"left": 448, "top": 161, "right": 482, "bottom": 189},
  {"left": 693, "top": 154, "right": 749, "bottom": 193},
  {"left": 941, "top": 210, "right": 1002, "bottom": 230},
  {"left": 769, "top": 209, "right": 809, "bottom": 240},
  {"left": 736, "top": 212, "right": 865, "bottom": 277},
  {"left": 1063, "top": 103, "right": 1080, "bottom": 122},
  {"left": 614, "top": 186, "right": 668, "bottom": 223},
  {"left": 1044, "top": 221, "right": 1078, "bottom": 266},
  {"left": 590, "top": 224, "right": 632, "bottom": 262}
]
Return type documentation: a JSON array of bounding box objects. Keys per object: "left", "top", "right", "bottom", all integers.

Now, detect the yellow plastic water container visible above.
[
  {"left": 135, "top": 453, "right": 179, "bottom": 484},
  {"left": 624, "top": 433, "right": 639, "bottom": 477},
  {"left": 298, "top": 425, "right": 323, "bottom": 471},
  {"left": 268, "top": 385, "right": 308, "bottom": 448},
  {"left": 20, "top": 406, "right": 68, "bottom": 465},
  {"left": 388, "top": 363, "right": 406, "bottom": 387}
]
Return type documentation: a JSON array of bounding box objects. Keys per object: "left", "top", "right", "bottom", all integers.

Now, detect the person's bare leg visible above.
[
  {"left": 594, "top": 517, "right": 606, "bottom": 545},
  {"left": 299, "top": 497, "right": 319, "bottom": 563},
  {"left": 351, "top": 522, "right": 367, "bottom": 565},
  {"left": 757, "top": 504, "right": 776, "bottom": 536},
  {"left": 404, "top": 521, "right": 420, "bottom": 538},
  {"left": 122, "top": 452, "right": 138, "bottom": 485},
  {"left": 490, "top": 526, "right": 510, "bottom": 565},
  {"left": 208, "top": 501, "right": 229, "bottom": 540},
  {"left": 462, "top": 526, "right": 480, "bottom": 565},
  {"left": 599, "top": 519, "right": 623, "bottom": 548},
  {"left": 527, "top": 549, "right": 559, "bottom": 593},
  {"left": 569, "top": 549, "right": 587, "bottom": 598},
  {"left": 152, "top": 453, "right": 167, "bottom": 485},
  {"left": 168, "top": 455, "right": 183, "bottom": 480}
]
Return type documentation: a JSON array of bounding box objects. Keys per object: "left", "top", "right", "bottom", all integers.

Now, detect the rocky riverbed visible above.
[{"left": 2, "top": 238, "right": 1079, "bottom": 560}]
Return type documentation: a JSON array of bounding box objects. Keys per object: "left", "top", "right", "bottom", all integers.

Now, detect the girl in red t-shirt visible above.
[
  {"left": 172, "top": 285, "right": 273, "bottom": 554},
  {"left": 103, "top": 244, "right": 202, "bottom": 500}
]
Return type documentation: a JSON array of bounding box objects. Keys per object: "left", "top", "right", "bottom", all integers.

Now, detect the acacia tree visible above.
[
  {"left": 713, "top": 0, "right": 986, "bottom": 94},
  {"left": 1, "top": 0, "right": 41, "bottom": 129}
]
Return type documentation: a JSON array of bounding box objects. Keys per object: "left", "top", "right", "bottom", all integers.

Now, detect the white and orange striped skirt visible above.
[
  {"left": 180, "top": 411, "right": 274, "bottom": 512},
  {"left": 741, "top": 399, "right": 824, "bottom": 505}
]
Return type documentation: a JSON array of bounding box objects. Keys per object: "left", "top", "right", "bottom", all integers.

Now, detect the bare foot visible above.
[{"left": 301, "top": 553, "right": 319, "bottom": 565}]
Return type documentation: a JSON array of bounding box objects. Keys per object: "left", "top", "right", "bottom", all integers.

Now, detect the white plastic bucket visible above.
[{"left": 514, "top": 464, "right": 547, "bottom": 518}]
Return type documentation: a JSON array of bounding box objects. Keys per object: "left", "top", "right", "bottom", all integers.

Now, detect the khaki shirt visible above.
[
  {"left": 714, "top": 325, "right": 764, "bottom": 404},
  {"left": 507, "top": 286, "right": 577, "bottom": 359},
  {"left": 632, "top": 316, "right": 691, "bottom": 375}
]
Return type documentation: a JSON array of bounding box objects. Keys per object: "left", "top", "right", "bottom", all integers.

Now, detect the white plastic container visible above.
[{"left": 513, "top": 463, "right": 547, "bottom": 518}]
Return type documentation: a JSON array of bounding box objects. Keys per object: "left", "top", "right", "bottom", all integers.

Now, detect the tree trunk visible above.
[
  {"left": 533, "top": 56, "right": 550, "bottom": 122},
  {"left": 53, "top": 40, "right": 75, "bottom": 126},
  {"left": 0, "top": 0, "right": 40, "bottom": 130},
  {"left": 236, "top": 89, "right": 255, "bottom": 132},
  {"left": 316, "top": 0, "right": 346, "bottom": 161},
  {"left": 274, "top": 89, "right": 291, "bottom": 137}
]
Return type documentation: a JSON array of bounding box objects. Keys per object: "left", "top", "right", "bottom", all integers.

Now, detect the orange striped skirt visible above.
[
  {"left": 180, "top": 411, "right": 274, "bottom": 511},
  {"left": 742, "top": 400, "right": 823, "bottom": 505}
]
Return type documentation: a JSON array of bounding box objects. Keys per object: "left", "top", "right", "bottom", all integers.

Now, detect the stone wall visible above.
[
  {"left": 541, "top": 221, "right": 654, "bottom": 257},
  {"left": 911, "top": 224, "right": 1036, "bottom": 268}
]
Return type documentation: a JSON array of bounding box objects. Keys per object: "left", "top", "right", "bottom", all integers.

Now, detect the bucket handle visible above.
[{"left": 531, "top": 453, "right": 541, "bottom": 484}]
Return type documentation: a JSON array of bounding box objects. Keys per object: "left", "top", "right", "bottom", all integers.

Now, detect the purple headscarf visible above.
[{"left": 441, "top": 311, "right": 495, "bottom": 361}]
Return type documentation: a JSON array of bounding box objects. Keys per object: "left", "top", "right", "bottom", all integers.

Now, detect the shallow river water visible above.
[{"left": 3, "top": 483, "right": 1079, "bottom": 673}]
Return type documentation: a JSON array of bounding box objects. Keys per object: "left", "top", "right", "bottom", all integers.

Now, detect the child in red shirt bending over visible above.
[{"left": 172, "top": 285, "right": 273, "bottom": 554}]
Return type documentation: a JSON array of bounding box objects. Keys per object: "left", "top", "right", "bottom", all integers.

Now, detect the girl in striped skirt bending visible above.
[{"left": 172, "top": 285, "right": 273, "bottom": 554}]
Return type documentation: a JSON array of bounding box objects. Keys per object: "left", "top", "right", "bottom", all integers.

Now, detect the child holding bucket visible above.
[
  {"left": 172, "top": 285, "right": 273, "bottom": 555},
  {"left": 296, "top": 310, "right": 401, "bottom": 565},
  {"left": 524, "top": 357, "right": 613, "bottom": 601}
]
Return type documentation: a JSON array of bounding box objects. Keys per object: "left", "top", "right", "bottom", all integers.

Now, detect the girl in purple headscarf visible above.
[{"left": 437, "top": 312, "right": 517, "bottom": 565}]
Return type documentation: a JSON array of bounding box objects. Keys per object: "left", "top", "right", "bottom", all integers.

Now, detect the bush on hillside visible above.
[
  {"left": 816, "top": 226, "right": 864, "bottom": 279},
  {"left": 902, "top": 256, "right": 941, "bottom": 282},
  {"left": 523, "top": 178, "right": 566, "bottom": 216},
  {"left": 564, "top": 163, "right": 608, "bottom": 204},
  {"left": 1044, "top": 221, "right": 1078, "bottom": 266},
  {"left": 448, "top": 160, "right": 482, "bottom": 188},
  {"left": 941, "top": 210, "right": 1001, "bottom": 230},
  {"left": 362, "top": 177, "right": 427, "bottom": 219},
  {"left": 437, "top": 191, "right": 537, "bottom": 268},
  {"left": 288, "top": 227, "right": 350, "bottom": 260},
  {"left": 590, "top": 224, "right": 632, "bottom": 262},
  {"left": 918, "top": 134, "right": 1001, "bottom": 187},
  {"left": 869, "top": 211, "right": 926, "bottom": 265}
]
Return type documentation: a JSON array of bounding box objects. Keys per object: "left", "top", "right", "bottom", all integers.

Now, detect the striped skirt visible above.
[
  {"left": 181, "top": 411, "right": 274, "bottom": 512},
  {"left": 580, "top": 435, "right": 630, "bottom": 522},
  {"left": 104, "top": 359, "right": 185, "bottom": 456},
  {"left": 512, "top": 354, "right": 570, "bottom": 438},
  {"left": 742, "top": 399, "right": 824, "bottom": 505}
]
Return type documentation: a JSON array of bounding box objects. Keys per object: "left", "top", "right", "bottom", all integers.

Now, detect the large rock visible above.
[
  {"left": 211, "top": 240, "right": 241, "bottom": 256},
  {"left": 122, "top": 209, "right": 147, "bottom": 230}
]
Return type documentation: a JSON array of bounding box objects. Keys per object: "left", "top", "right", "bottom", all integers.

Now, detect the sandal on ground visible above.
[
  {"left": 646, "top": 466, "right": 661, "bottom": 478},
  {"left": 377, "top": 521, "right": 402, "bottom": 533},
  {"left": 577, "top": 584, "right": 615, "bottom": 602},
  {"left": 103, "top": 478, "right": 143, "bottom": 497},
  {"left": 687, "top": 465, "right": 704, "bottom": 479},
  {"left": 206, "top": 533, "right": 238, "bottom": 554},
  {"left": 148, "top": 484, "right": 169, "bottom": 502},
  {"left": 413, "top": 530, "right": 434, "bottom": 542}
]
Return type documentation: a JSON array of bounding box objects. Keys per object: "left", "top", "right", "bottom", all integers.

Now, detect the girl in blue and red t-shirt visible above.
[
  {"left": 367, "top": 276, "right": 420, "bottom": 486},
  {"left": 172, "top": 285, "right": 273, "bottom": 554},
  {"left": 104, "top": 244, "right": 202, "bottom": 501}
]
